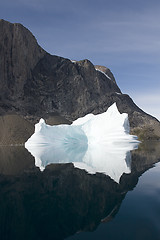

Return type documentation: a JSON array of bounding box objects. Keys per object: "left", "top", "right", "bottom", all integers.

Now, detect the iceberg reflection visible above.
[
  {"left": 26, "top": 141, "right": 138, "bottom": 183},
  {"left": 25, "top": 103, "right": 139, "bottom": 183}
]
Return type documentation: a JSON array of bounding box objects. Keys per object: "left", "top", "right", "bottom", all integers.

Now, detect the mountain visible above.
[{"left": 0, "top": 19, "right": 160, "bottom": 144}]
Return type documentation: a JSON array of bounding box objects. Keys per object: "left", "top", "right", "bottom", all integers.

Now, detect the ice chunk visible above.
[
  {"left": 25, "top": 103, "right": 139, "bottom": 183},
  {"left": 77, "top": 103, "right": 132, "bottom": 145}
]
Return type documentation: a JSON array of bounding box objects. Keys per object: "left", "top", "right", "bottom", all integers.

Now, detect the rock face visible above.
[
  {"left": 0, "top": 19, "right": 160, "bottom": 144},
  {"left": 0, "top": 114, "right": 34, "bottom": 145},
  {"left": 95, "top": 65, "right": 116, "bottom": 83},
  {"left": 0, "top": 19, "right": 45, "bottom": 103}
]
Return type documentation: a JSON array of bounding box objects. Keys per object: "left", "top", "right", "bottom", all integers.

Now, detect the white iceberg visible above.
[{"left": 25, "top": 103, "right": 139, "bottom": 183}]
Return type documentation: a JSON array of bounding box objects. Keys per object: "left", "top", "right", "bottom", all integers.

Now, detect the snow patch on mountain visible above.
[{"left": 96, "top": 68, "right": 112, "bottom": 80}]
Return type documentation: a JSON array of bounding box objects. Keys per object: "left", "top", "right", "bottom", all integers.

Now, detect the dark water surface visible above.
[{"left": 0, "top": 142, "right": 160, "bottom": 240}]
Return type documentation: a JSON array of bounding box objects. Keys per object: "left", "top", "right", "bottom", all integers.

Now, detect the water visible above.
[{"left": 0, "top": 142, "right": 160, "bottom": 240}]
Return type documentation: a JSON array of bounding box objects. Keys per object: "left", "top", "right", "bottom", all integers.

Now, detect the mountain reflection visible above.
[
  {"left": 0, "top": 142, "right": 159, "bottom": 240},
  {"left": 26, "top": 141, "right": 138, "bottom": 183}
]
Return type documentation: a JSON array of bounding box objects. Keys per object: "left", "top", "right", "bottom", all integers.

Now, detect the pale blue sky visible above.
[{"left": 0, "top": 0, "right": 160, "bottom": 119}]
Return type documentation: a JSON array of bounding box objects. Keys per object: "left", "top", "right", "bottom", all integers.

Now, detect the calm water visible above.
[{"left": 0, "top": 142, "right": 160, "bottom": 240}]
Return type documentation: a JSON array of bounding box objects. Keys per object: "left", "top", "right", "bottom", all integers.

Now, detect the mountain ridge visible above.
[{"left": 0, "top": 19, "right": 160, "bottom": 144}]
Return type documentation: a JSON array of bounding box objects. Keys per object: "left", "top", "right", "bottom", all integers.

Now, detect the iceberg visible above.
[{"left": 25, "top": 103, "right": 139, "bottom": 183}]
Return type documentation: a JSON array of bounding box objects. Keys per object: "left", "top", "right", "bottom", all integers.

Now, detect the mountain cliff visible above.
[{"left": 0, "top": 19, "right": 160, "bottom": 144}]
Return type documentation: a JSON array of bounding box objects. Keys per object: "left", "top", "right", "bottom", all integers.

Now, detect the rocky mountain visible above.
[{"left": 0, "top": 19, "right": 160, "bottom": 144}]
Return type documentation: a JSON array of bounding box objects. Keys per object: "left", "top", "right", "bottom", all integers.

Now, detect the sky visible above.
[{"left": 0, "top": 0, "right": 160, "bottom": 120}]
